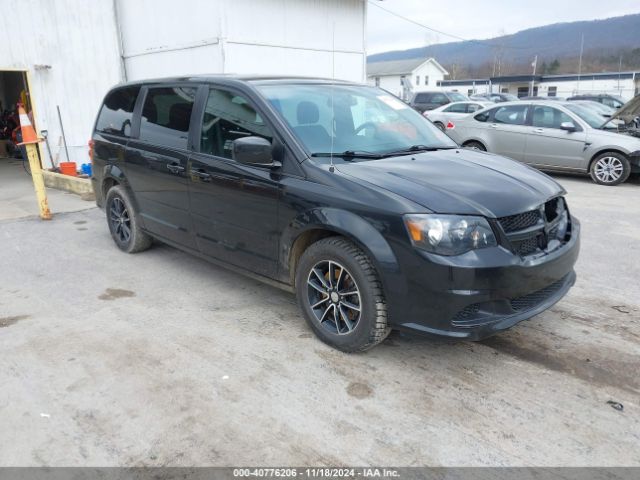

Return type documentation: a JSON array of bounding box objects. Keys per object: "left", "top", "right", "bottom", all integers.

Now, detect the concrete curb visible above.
[{"left": 42, "top": 170, "right": 96, "bottom": 201}]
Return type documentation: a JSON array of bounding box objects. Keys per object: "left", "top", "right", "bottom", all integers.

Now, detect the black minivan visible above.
[{"left": 92, "top": 75, "right": 580, "bottom": 352}]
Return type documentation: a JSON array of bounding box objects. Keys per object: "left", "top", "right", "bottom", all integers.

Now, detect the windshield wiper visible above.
[
  {"left": 382, "top": 145, "right": 458, "bottom": 156},
  {"left": 311, "top": 150, "right": 385, "bottom": 159}
]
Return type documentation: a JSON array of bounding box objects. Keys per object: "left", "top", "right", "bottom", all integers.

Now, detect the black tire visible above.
[
  {"left": 463, "top": 140, "right": 486, "bottom": 151},
  {"left": 589, "top": 152, "right": 631, "bottom": 186},
  {"left": 295, "top": 237, "right": 390, "bottom": 352},
  {"left": 105, "top": 185, "right": 152, "bottom": 253},
  {"left": 434, "top": 122, "right": 445, "bottom": 132}
]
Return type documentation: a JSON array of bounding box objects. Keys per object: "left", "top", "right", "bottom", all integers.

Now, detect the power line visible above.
[{"left": 368, "top": 1, "right": 531, "bottom": 50}]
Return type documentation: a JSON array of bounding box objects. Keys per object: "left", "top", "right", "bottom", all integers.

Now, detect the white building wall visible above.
[
  {"left": 0, "top": 0, "right": 366, "bottom": 169},
  {"left": 0, "top": 0, "right": 123, "bottom": 167},
  {"left": 117, "top": 0, "right": 366, "bottom": 82},
  {"left": 536, "top": 78, "right": 637, "bottom": 101},
  {"left": 368, "top": 63, "right": 448, "bottom": 99},
  {"left": 373, "top": 75, "right": 403, "bottom": 97},
  {"left": 411, "top": 62, "right": 445, "bottom": 92},
  {"left": 448, "top": 76, "right": 638, "bottom": 100}
]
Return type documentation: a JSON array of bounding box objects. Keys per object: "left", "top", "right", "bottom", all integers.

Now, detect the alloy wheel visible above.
[
  {"left": 109, "top": 197, "right": 131, "bottom": 244},
  {"left": 594, "top": 156, "right": 624, "bottom": 183},
  {"left": 306, "top": 260, "right": 362, "bottom": 335}
]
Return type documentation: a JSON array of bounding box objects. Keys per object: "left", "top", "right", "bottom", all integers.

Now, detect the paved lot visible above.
[
  {"left": 0, "top": 159, "right": 94, "bottom": 220},
  {"left": 1, "top": 174, "right": 639, "bottom": 466}
]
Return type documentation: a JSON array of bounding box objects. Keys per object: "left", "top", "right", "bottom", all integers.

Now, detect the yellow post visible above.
[
  {"left": 25, "top": 143, "right": 52, "bottom": 220},
  {"left": 17, "top": 105, "right": 52, "bottom": 220}
]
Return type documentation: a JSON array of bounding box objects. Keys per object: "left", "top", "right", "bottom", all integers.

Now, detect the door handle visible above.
[
  {"left": 489, "top": 124, "right": 498, "bottom": 128},
  {"left": 167, "top": 163, "right": 185, "bottom": 174},
  {"left": 191, "top": 168, "right": 212, "bottom": 182},
  {"left": 533, "top": 128, "right": 544, "bottom": 133}
]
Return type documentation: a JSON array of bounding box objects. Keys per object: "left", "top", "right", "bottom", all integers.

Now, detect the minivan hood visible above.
[
  {"left": 610, "top": 94, "right": 640, "bottom": 123},
  {"left": 336, "top": 150, "right": 565, "bottom": 218}
]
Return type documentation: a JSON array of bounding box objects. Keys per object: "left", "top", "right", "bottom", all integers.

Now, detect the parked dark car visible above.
[
  {"left": 410, "top": 90, "right": 469, "bottom": 113},
  {"left": 91, "top": 76, "right": 580, "bottom": 352},
  {"left": 470, "top": 92, "right": 519, "bottom": 103},
  {"left": 567, "top": 94, "right": 626, "bottom": 109}
]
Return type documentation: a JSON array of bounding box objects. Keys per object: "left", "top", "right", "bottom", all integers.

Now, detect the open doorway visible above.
[{"left": 0, "top": 69, "right": 42, "bottom": 185}]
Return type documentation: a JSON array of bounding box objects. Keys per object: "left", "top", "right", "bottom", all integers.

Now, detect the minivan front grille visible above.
[
  {"left": 513, "top": 236, "right": 540, "bottom": 256},
  {"left": 451, "top": 275, "right": 569, "bottom": 327},
  {"left": 510, "top": 277, "right": 566, "bottom": 312},
  {"left": 497, "top": 197, "right": 568, "bottom": 257},
  {"left": 498, "top": 209, "right": 542, "bottom": 233}
]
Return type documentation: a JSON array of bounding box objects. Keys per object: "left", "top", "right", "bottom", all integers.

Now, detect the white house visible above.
[
  {"left": 0, "top": 0, "right": 367, "bottom": 169},
  {"left": 367, "top": 58, "right": 449, "bottom": 100},
  {"left": 438, "top": 71, "right": 640, "bottom": 101}
]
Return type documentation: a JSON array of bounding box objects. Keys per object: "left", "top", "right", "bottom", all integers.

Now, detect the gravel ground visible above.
[{"left": 0, "top": 174, "right": 639, "bottom": 466}]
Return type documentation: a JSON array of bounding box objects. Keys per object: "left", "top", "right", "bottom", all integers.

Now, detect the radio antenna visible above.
[{"left": 329, "top": 21, "right": 336, "bottom": 173}]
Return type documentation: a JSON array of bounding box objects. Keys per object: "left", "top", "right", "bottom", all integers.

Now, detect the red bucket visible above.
[{"left": 59, "top": 162, "right": 77, "bottom": 177}]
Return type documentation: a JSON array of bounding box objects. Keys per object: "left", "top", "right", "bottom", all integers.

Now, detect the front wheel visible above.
[
  {"left": 589, "top": 152, "right": 630, "bottom": 186},
  {"left": 295, "top": 237, "right": 390, "bottom": 352}
]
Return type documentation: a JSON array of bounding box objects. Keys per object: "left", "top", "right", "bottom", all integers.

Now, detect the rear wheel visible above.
[
  {"left": 589, "top": 152, "right": 630, "bottom": 186},
  {"left": 463, "top": 140, "right": 486, "bottom": 151},
  {"left": 295, "top": 237, "right": 390, "bottom": 352},
  {"left": 105, "top": 185, "right": 152, "bottom": 253}
]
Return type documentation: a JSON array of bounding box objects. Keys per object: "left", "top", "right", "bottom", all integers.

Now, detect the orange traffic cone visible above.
[{"left": 16, "top": 106, "right": 41, "bottom": 145}]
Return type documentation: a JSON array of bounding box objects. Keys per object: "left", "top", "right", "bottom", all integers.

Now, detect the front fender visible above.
[{"left": 280, "top": 208, "right": 408, "bottom": 323}]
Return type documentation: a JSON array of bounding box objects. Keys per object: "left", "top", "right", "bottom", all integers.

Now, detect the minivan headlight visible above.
[{"left": 404, "top": 214, "right": 497, "bottom": 256}]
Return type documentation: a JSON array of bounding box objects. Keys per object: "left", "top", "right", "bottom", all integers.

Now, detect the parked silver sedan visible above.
[
  {"left": 447, "top": 100, "right": 640, "bottom": 185},
  {"left": 423, "top": 101, "right": 493, "bottom": 131}
]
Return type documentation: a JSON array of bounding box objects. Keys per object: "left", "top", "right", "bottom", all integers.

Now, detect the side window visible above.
[
  {"left": 531, "top": 106, "right": 574, "bottom": 129},
  {"left": 431, "top": 93, "right": 447, "bottom": 105},
  {"left": 493, "top": 105, "right": 528, "bottom": 125},
  {"left": 474, "top": 109, "right": 492, "bottom": 122},
  {"left": 139, "top": 87, "right": 197, "bottom": 149},
  {"left": 444, "top": 103, "right": 467, "bottom": 113},
  {"left": 467, "top": 103, "right": 483, "bottom": 113},
  {"left": 415, "top": 93, "right": 430, "bottom": 103},
  {"left": 95, "top": 86, "right": 140, "bottom": 137},
  {"left": 424, "top": 76, "right": 429, "bottom": 86},
  {"left": 200, "top": 88, "right": 273, "bottom": 159}
]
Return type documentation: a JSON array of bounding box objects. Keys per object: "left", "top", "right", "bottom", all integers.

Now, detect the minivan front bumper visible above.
[{"left": 388, "top": 217, "right": 580, "bottom": 340}]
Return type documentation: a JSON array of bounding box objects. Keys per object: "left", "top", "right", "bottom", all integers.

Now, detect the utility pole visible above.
[
  {"left": 618, "top": 55, "right": 623, "bottom": 95},
  {"left": 577, "top": 33, "right": 584, "bottom": 93},
  {"left": 530, "top": 55, "right": 537, "bottom": 97}
]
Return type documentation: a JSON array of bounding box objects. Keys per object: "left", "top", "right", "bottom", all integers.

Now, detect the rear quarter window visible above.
[
  {"left": 95, "top": 86, "right": 140, "bottom": 137},
  {"left": 138, "top": 87, "right": 197, "bottom": 150},
  {"left": 474, "top": 109, "right": 492, "bottom": 122}
]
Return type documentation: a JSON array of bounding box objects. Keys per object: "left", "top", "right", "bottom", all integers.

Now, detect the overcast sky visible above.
[{"left": 367, "top": 0, "right": 640, "bottom": 54}]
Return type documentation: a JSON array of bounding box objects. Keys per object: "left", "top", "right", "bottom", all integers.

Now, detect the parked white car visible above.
[
  {"left": 446, "top": 99, "right": 640, "bottom": 185},
  {"left": 423, "top": 101, "right": 493, "bottom": 131}
]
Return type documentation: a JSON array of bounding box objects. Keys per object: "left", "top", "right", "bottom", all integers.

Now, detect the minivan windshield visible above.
[{"left": 256, "top": 84, "right": 457, "bottom": 158}]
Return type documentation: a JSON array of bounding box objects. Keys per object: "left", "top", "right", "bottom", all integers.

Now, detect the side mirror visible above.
[
  {"left": 560, "top": 121, "right": 577, "bottom": 132},
  {"left": 232, "top": 136, "right": 277, "bottom": 167}
]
